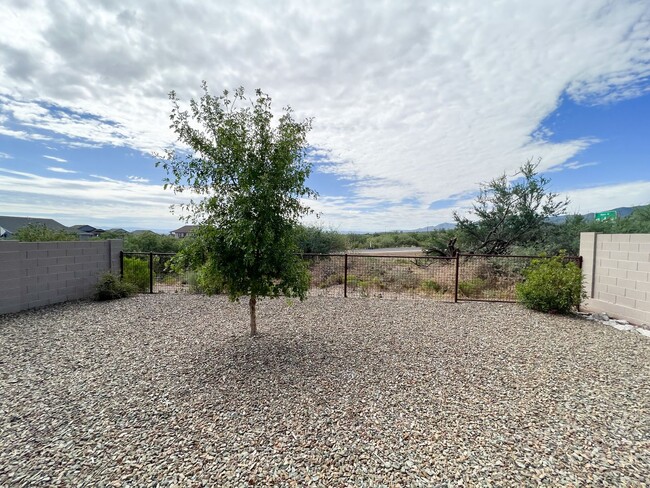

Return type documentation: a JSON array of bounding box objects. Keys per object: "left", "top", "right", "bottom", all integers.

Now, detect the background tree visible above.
[
  {"left": 423, "top": 229, "right": 460, "bottom": 257},
  {"left": 122, "top": 231, "right": 182, "bottom": 253},
  {"left": 453, "top": 159, "right": 568, "bottom": 254},
  {"left": 294, "top": 225, "right": 348, "bottom": 254},
  {"left": 158, "top": 84, "right": 315, "bottom": 336},
  {"left": 14, "top": 223, "right": 77, "bottom": 242}
]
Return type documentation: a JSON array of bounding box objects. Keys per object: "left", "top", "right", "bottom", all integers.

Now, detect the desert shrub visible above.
[
  {"left": 516, "top": 254, "right": 584, "bottom": 313},
  {"left": 123, "top": 257, "right": 149, "bottom": 292},
  {"left": 346, "top": 274, "right": 361, "bottom": 287},
  {"left": 123, "top": 231, "right": 181, "bottom": 253},
  {"left": 421, "top": 279, "right": 449, "bottom": 294},
  {"left": 295, "top": 226, "right": 347, "bottom": 254},
  {"left": 95, "top": 273, "right": 136, "bottom": 301},
  {"left": 15, "top": 223, "right": 76, "bottom": 241},
  {"left": 183, "top": 270, "right": 197, "bottom": 286},
  {"left": 321, "top": 273, "right": 344, "bottom": 288},
  {"left": 394, "top": 271, "right": 419, "bottom": 290},
  {"left": 459, "top": 278, "right": 488, "bottom": 297},
  {"left": 192, "top": 261, "right": 225, "bottom": 295}
]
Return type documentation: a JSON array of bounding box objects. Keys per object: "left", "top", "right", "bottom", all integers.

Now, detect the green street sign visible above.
[{"left": 595, "top": 210, "right": 617, "bottom": 221}]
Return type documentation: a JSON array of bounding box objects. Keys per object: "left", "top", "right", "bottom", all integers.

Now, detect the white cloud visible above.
[
  {"left": 0, "top": 167, "right": 189, "bottom": 229},
  {"left": 127, "top": 175, "right": 149, "bottom": 183},
  {"left": 0, "top": 0, "right": 648, "bottom": 230},
  {"left": 562, "top": 181, "right": 650, "bottom": 214},
  {"left": 0, "top": 151, "right": 11, "bottom": 159},
  {"left": 547, "top": 160, "right": 599, "bottom": 172},
  {"left": 43, "top": 154, "right": 67, "bottom": 163},
  {"left": 46, "top": 166, "right": 76, "bottom": 173}
]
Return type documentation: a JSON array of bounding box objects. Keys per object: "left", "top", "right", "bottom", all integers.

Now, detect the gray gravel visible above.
[{"left": 1, "top": 295, "right": 649, "bottom": 486}]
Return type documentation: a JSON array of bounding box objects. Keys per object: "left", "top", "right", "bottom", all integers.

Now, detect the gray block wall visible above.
[
  {"left": 0, "top": 239, "right": 122, "bottom": 315},
  {"left": 580, "top": 232, "right": 650, "bottom": 325}
]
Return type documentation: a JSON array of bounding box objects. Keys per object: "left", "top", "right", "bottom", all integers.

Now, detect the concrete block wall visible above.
[
  {"left": 580, "top": 232, "right": 650, "bottom": 325},
  {"left": 0, "top": 239, "right": 122, "bottom": 315}
]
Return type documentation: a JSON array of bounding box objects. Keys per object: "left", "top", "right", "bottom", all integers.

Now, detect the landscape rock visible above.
[{"left": 1, "top": 295, "right": 648, "bottom": 485}]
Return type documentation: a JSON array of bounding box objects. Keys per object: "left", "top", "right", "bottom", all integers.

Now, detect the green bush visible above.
[
  {"left": 320, "top": 273, "right": 344, "bottom": 288},
  {"left": 123, "top": 231, "right": 182, "bottom": 253},
  {"left": 421, "top": 279, "right": 448, "bottom": 294},
  {"left": 295, "top": 225, "right": 347, "bottom": 254},
  {"left": 95, "top": 273, "right": 136, "bottom": 301},
  {"left": 15, "top": 223, "right": 76, "bottom": 242},
  {"left": 190, "top": 261, "right": 225, "bottom": 295},
  {"left": 458, "top": 278, "right": 487, "bottom": 297},
  {"left": 516, "top": 255, "right": 584, "bottom": 313},
  {"left": 123, "top": 257, "right": 149, "bottom": 292}
]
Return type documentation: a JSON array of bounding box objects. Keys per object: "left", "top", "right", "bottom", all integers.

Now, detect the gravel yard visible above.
[{"left": 1, "top": 295, "right": 649, "bottom": 486}]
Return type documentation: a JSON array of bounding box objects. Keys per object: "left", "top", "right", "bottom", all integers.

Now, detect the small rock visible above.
[{"left": 608, "top": 322, "right": 636, "bottom": 332}]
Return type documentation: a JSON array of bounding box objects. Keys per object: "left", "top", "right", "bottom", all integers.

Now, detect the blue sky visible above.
[{"left": 0, "top": 0, "right": 649, "bottom": 232}]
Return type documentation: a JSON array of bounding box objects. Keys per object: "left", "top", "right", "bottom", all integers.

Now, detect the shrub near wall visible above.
[
  {"left": 516, "top": 254, "right": 584, "bottom": 314},
  {"left": 122, "top": 257, "right": 149, "bottom": 292}
]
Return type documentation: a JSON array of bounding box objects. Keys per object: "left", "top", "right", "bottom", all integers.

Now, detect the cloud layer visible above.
[{"left": 0, "top": 0, "right": 648, "bottom": 230}]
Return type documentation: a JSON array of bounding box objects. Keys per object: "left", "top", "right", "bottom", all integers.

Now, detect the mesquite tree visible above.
[
  {"left": 453, "top": 159, "right": 568, "bottom": 254},
  {"left": 158, "top": 83, "right": 315, "bottom": 336}
]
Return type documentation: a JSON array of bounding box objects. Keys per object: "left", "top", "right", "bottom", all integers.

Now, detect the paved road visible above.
[{"left": 348, "top": 247, "right": 424, "bottom": 255}]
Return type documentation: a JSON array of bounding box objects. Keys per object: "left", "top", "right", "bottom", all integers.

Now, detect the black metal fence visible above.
[
  {"left": 303, "top": 253, "right": 457, "bottom": 300},
  {"left": 121, "top": 252, "right": 191, "bottom": 294},
  {"left": 121, "top": 251, "right": 581, "bottom": 303}
]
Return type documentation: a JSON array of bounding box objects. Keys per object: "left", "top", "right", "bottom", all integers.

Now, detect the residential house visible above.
[
  {"left": 170, "top": 225, "right": 197, "bottom": 238},
  {"left": 69, "top": 224, "right": 105, "bottom": 240},
  {"left": 0, "top": 216, "right": 68, "bottom": 239}
]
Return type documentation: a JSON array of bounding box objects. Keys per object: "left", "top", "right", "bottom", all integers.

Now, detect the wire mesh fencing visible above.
[
  {"left": 121, "top": 252, "right": 192, "bottom": 294},
  {"left": 121, "top": 251, "right": 581, "bottom": 302},
  {"left": 345, "top": 254, "right": 456, "bottom": 300},
  {"left": 456, "top": 254, "right": 582, "bottom": 302},
  {"left": 301, "top": 253, "right": 456, "bottom": 300},
  {"left": 300, "top": 254, "right": 347, "bottom": 297}
]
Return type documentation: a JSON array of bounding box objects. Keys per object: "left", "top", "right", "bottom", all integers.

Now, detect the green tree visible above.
[
  {"left": 94, "top": 229, "right": 129, "bottom": 240},
  {"left": 294, "top": 225, "right": 347, "bottom": 254},
  {"left": 617, "top": 204, "right": 650, "bottom": 233},
  {"left": 158, "top": 84, "right": 315, "bottom": 336},
  {"left": 423, "top": 229, "right": 461, "bottom": 257},
  {"left": 454, "top": 159, "right": 568, "bottom": 254},
  {"left": 14, "top": 223, "right": 77, "bottom": 242},
  {"left": 538, "top": 215, "right": 585, "bottom": 255},
  {"left": 123, "top": 231, "right": 181, "bottom": 253}
]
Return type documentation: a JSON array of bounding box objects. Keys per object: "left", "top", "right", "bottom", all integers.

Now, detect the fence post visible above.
[
  {"left": 454, "top": 252, "right": 460, "bottom": 303},
  {"left": 149, "top": 252, "right": 154, "bottom": 294},
  {"left": 120, "top": 251, "right": 124, "bottom": 279},
  {"left": 344, "top": 253, "right": 348, "bottom": 298}
]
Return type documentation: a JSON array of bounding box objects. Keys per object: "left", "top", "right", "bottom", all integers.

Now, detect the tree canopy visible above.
[
  {"left": 158, "top": 84, "right": 315, "bottom": 335},
  {"left": 452, "top": 159, "right": 568, "bottom": 255},
  {"left": 14, "top": 224, "right": 77, "bottom": 242}
]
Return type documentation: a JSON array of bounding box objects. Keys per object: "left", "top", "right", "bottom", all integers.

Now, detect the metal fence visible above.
[
  {"left": 121, "top": 251, "right": 581, "bottom": 303},
  {"left": 121, "top": 252, "right": 191, "bottom": 294},
  {"left": 303, "top": 253, "right": 457, "bottom": 300}
]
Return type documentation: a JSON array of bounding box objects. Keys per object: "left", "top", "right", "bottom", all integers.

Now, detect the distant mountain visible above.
[
  {"left": 548, "top": 206, "right": 638, "bottom": 224},
  {"left": 408, "top": 222, "right": 456, "bottom": 232}
]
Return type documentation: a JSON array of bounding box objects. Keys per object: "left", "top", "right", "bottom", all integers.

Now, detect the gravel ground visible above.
[{"left": 1, "top": 295, "right": 649, "bottom": 487}]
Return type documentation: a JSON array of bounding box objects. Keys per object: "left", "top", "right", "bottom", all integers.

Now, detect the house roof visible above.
[
  {"left": 0, "top": 216, "right": 67, "bottom": 233},
  {"left": 69, "top": 224, "right": 97, "bottom": 232},
  {"left": 171, "top": 225, "right": 198, "bottom": 234}
]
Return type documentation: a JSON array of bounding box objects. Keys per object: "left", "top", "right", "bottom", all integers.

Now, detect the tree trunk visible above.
[{"left": 249, "top": 295, "right": 257, "bottom": 337}]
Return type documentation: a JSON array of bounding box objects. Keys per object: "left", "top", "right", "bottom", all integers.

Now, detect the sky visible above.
[{"left": 0, "top": 0, "right": 649, "bottom": 233}]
